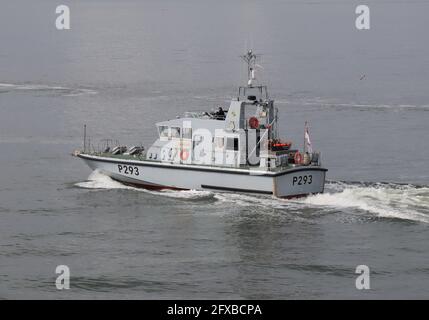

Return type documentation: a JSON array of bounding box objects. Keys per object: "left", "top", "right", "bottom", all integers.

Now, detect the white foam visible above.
[
  {"left": 203, "top": 182, "right": 429, "bottom": 223},
  {"left": 75, "top": 170, "right": 214, "bottom": 200},
  {"left": 275, "top": 98, "right": 429, "bottom": 110},
  {"left": 300, "top": 183, "right": 429, "bottom": 223},
  {"left": 158, "top": 189, "right": 213, "bottom": 200},
  {"left": 213, "top": 192, "right": 299, "bottom": 210},
  {"left": 75, "top": 170, "right": 135, "bottom": 190},
  {"left": 0, "top": 83, "right": 16, "bottom": 88},
  {"left": 62, "top": 88, "right": 98, "bottom": 97},
  {"left": 0, "top": 82, "right": 97, "bottom": 96}
]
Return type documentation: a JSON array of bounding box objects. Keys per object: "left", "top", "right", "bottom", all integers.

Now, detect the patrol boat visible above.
[{"left": 75, "top": 51, "right": 327, "bottom": 198}]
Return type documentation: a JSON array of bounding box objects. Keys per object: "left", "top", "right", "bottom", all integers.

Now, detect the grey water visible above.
[{"left": 1, "top": 0, "right": 429, "bottom": 299}]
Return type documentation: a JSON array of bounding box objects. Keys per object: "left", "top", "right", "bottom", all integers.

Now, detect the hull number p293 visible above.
[
  {"left": 293, "top": 174, "right": 312, "bottom": 186},
  {"left": 117, "top": 164, "right": 139, "bottom": 176}
]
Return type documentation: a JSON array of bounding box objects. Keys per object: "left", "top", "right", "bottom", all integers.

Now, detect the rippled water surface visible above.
[{"left": 1, "top": 0, "right": 429, "bottom": 299}]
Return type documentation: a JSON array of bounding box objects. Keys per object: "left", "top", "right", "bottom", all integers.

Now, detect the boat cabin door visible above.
[{"left": 215, "top": 131, "right": 239, "bottom": 167}]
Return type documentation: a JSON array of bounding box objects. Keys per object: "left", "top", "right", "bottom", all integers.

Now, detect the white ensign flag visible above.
[{"left": 305, "top": 124, "right": 313, "bottom": 153}]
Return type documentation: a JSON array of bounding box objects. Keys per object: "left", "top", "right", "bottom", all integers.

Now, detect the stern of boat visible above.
[{"left": 273, "top": 167, "right": 327, "bottom": 198}]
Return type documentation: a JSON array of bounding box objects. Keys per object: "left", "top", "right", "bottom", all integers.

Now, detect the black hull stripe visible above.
[
  {"left": 78, "top": 154, "right": 328, "bottom": 177},
  {"left": 201, "top": 184, "right": 273, "bottom": 194},
  {"left": 113, "top": 178, "right": 187, "bottom": 191},
  {"left": 201, "top": 185, "right": 316, "bottom": 199}
]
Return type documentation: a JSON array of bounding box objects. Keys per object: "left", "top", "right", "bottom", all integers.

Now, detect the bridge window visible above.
[
  {"left": 158, "top": 126, "right": 168, "bottom": 138},
  {"left": 183, "top": 127, "right": 192, "bottom": 139},
  {"left": 226, "top": 137, "right": 239, "bottom": 151},
  {"left": 171, "top": 127, "right": 181, "bottom": 138}
]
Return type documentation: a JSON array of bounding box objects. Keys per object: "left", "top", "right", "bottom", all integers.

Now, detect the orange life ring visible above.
[
  {"left": 294, "top": 151, "right": 303, "bottom": 164},
  {"left": 249, "top": 117, "right": 259, "bottom": 129},
  {"left": 180, "top": 149, "right": 189, "bottom": 160}
]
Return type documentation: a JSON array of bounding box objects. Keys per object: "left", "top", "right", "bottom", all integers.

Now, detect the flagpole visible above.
[{"left": 304, "top": 121, "right": 307, "bottom": 153}]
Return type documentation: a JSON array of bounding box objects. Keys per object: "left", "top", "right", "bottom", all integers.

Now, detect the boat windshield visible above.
[
  {"left": 158, "top": 125, "right": 169, "bottom": 137},
  {"left": 182, "top": 111, "right": 214, "bottom": 119},
  {"left": 182, "top": 109, "right": 227, "bottom": 120}
]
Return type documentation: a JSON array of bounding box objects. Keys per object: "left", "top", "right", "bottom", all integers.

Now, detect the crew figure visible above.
[{"left": 216, "top": 107, "right": 225, "bottom": 119}]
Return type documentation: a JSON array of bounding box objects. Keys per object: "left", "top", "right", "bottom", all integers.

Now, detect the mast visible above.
[
  {"left": 238, "top": 50, "right": 268, "bottom": 100},
  {"left": 240, "top": 50, "right": 260, "bottom": 87}
]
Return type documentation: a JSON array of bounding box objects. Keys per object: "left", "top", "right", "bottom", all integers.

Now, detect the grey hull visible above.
[{"left": 78, "top": 154, "right": 327, "bottom": 198}]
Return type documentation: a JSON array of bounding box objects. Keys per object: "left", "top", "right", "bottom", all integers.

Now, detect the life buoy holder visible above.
[
  {"left": 294, "top": 151, "right": 303, "bottom": 164},
  {"left": 180, "top": 149, "right": 189, "bottom": 161},
  {"left": 272, "top": 141, "right": 292, "bottom": 149},
  {"left": 249, "top": 117, "right": 259, "bottom": 129}
]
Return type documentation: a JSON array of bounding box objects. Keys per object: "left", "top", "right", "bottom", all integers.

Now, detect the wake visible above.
[
  {"left": 0, "top": 82, "right": 97, "bottom": 97},
  {"left": 301, "top": 181, "right": 429, "bottom": 223},
  {"left": 75, "top": 171, "right": 429, "bottom": 223}
]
